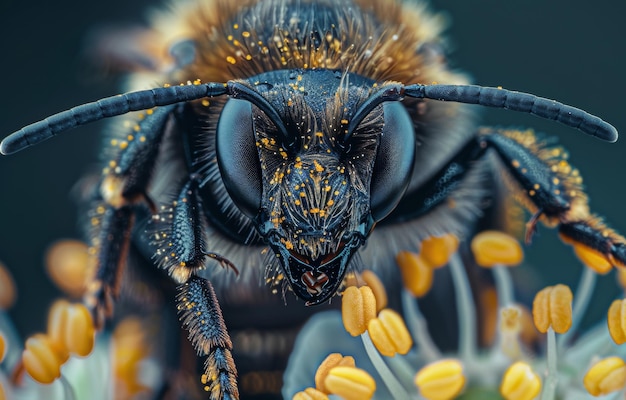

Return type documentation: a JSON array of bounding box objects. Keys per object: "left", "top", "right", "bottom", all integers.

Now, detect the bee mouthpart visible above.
[{"left": 271, "top": 239, "right": 356, "bottom": 306}]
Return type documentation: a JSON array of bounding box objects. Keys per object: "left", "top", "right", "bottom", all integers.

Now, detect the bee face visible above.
[{"left": 215, "top": 69, "right": 416, "bottom": 303}]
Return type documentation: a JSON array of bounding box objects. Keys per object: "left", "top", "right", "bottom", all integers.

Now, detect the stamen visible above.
[
  {"left": 569, "top": 242, "right": 612, "bottom": 274},
  {"left": 361, "top": 270, "right": 388, "bottom": 312},
  {"left": 541, "top": 327, "right": 558, "bottom": 400},
  {"left": 112, "top": 317, "right": 150, "bottom": 397},
  {"left": 341, "top": 286, "right": 377, "bottom": 336},
  {"left": 420, "top": 234, "right": 459, "bottom": 269},
  {"left": 366, "top": 309, "right": 412, "bottom": 357},
  {"left": 396, "top": 251, "right": 434, "bottom": 297},
  {"left": 292, "top": 387, "right": 329, "bottom": 400},
  {"left": 45, "top": 240, "right": 95, "bottom": 298},
  {"left": 583, "top": 357, "right": 626, "bottom": 396},
  {"left": 0, "top": 261, "right": 16, "bottom": 310},
  {"left": 0, "top": 331, "right": 5, "bottom": 363},
  {"left": 499, "top": 361, "right": 542, "bottom": 400},
  {"left": 401, "top": 290, "right": 441, "bottom": 362},
  {"left": 314, "top": 353, "right": 355, "bottom": 393},
  {"left": 532, "top": 284, "right": 573, "bottom": 334},
  {"left": 498, "top": 306, "right": 523, "bottom": 359},
  {"left": 449, "top": 253, "right": 477, "bottom": 360},
  {"left": 63, "top": 303, "right": 96, "bottom": 357},
  {"left": 46, "top": 300, "right": 71, "bottom": 363},
  {"left": 360, "top": 332, "right": 410, "bottom": 400},
  {"left": 22, "top": 333, "right": 64, "bottom": 384},
  {"left": 557, "top": 267, "right": 597, "bottom": 349},
  {"left": 607, "top": 299, "right": 626, "bottom": 345},
  {"left": 414, "top": 359, "right": 466, "bottom": 400},
  {"left": 323, "top": 366, "right": 376, "bottom": 400},
  {"left": 471, "top": 231, "right": 523, "bottom": 268}
]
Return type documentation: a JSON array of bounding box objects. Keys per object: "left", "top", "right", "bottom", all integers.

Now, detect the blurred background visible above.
[{"left": 0, "top": 0, "right": 624, "bottom": 341}]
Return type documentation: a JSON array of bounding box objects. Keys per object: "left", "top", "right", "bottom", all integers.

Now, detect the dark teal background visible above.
[{"left": 0, "top": 0, "right": 624, "bottom": 337}]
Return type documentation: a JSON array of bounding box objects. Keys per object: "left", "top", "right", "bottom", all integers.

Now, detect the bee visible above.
[{"left": 1, "top": 0, "right": 624, "bottom": 398}]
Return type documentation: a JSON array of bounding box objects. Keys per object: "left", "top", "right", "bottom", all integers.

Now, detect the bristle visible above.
[{"left": 177, "top": 276, "right": 239, "bottom": 399}]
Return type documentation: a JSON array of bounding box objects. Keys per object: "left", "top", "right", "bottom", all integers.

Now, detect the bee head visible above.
[{"left": 216, "top": 69, "right": 415, "bottom": 304}]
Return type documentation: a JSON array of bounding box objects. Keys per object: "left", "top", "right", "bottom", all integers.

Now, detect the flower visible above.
[
  {"left": 0, "top": 247, "right": 161, "bottom": 400},
  {"left": 283, "top": 232, "right": 626, "bottom": 399}
]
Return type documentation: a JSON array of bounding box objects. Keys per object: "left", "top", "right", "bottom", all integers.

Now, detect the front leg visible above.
[
  {"left": 178, "top": 275, "right": 239, "bottom": 400},
  {"left": 479, "top": 127, "right": 626, "bottom": 267},
  {"left": 154, "top": 178, "right": 239, "bottom": 398},
  {"left": 86, "top": 105, "right": 175, "bottom": 328}
]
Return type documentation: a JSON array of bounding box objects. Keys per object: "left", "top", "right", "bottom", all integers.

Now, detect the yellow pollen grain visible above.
[{"left": 119, "top": 141, "right": 128, "bottom": 150}]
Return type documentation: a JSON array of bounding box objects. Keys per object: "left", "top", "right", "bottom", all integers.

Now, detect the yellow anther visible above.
[
  {"left": 414, "top": 359, "right": 466, "bottom": 400},
  {"left": 500, "top": 307, "right": 522, "bottom": 334},
  {"left": 559, "top": 234, "right": 613, "bottom": 273},
  {"left": 361, "top": 270, "right": 388, "bottom": 312},
  {"left": 0, "top": 331, "right": 6, "bottom": 363},
  {"left": 292, "top": 388, "right": 329, "bottom": 400},
  {"left": 573, "top": 244, "right": 612, "bottom": 274},
  {"left": 0, "top": 261, "right": 16, "bottom": 310},
  {"left": 499, "top": 361, "right": 541, "bottom": 400},
  {"left": 583, "top": 357, "right": 626, "bottom": 396},
  {"left": 471, "top": 231, "right": 523, "bottom": 267},
  {"left": 314, "top": 353, "right": 355, "bottom": 393},
  {"left": 367, "top": 309, "right": 413, "bottom": 356},
  {"left": 396, "top": 251, "right": 433, "bottom": 297},
  {"left": 46, "top": 299, "right": 71, "bottom": 363},
  {"left": 324, "top": 366, "right": 376, "bottom": 400},
  {"left": 341, "top": 286, "right": 376, "bottom": 336},
  {"left": 113, "top": 317, "right": 150, "bottom": 397},
  {"left": 64, "top": 303, "right": 95, "bottom": 357},
  {"left": 22, "top": 334, "right": 63, "bottom": 384},
  {"left": 532, "top": 284, "right": 573, "bottom": 334},
  {"left": 607, "top": 299, "right": 626, "bottom": 344},
  {"left": 420, "top": 234, "right": 459, "bottom": 268},
  {"left": 45, "top": 240, "right": 95, "bottom": 298},
  {"left": 500, "top": 361, "right": 541, "bottom": 400}
]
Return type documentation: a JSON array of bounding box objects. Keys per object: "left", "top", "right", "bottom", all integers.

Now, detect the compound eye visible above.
[
  {"left": 216, "top": 98, "right": 263, "bottom": 219},
  {"left": 370, "top": 102, "right": 416, "bottom": 221}
]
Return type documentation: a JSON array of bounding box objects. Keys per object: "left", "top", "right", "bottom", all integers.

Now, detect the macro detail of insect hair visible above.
[
  {"left": 177, "top": 275, "right": 239, "bottom": 400},
  {"left": 154, "top": 179, "right": 238, "bottom": 283},
  {"left": 1, "top": 82, "right": 617, "bottom": 156}
]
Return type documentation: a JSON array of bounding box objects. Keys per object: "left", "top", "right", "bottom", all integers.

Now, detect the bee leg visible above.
[
  {"left": 85, "top": 105, "right": 176, "bottom": 328},
  {"left": 479, "top": 128, "right": 626, "bottom": 267},
  {"left": 177, "top": 275, "right": 239, "bottom": 400},
  {"left": 154, "top": 179, "right": 240, "bottom": 397},
  {"left": 155, "top": 179, "right": 238, "bottom": 282}
]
